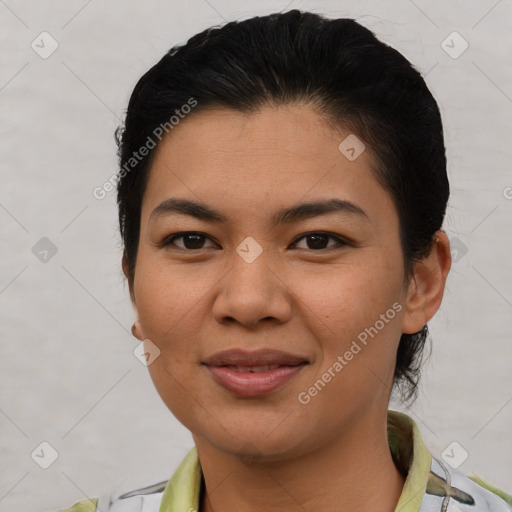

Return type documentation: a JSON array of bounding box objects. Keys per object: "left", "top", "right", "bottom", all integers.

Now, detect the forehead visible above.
[
  {"left": 140, "top": 104, "right": 397, "bottom": 228},
  {"left": 151, "top": 104, "right": 359, "bottom": 165}
]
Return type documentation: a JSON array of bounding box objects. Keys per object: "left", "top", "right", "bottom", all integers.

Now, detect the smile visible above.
[{"left": 204, "top": 362, "right": 308, "bottom": 397}]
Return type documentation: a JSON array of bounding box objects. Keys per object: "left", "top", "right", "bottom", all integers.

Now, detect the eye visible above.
[
  {"left": 291, "top": 232, "right": 349, "bottom": 251},
  {"left": 162, "top": 232, "right": 217, "bottom": 250},
  {"left": 161, "top": 231, "right": 350, "bottom": 252}
]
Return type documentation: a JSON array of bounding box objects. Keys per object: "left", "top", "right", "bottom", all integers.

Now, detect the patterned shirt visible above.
[{"left": 59, "top": 410, "right": 512, "bottom": 512}]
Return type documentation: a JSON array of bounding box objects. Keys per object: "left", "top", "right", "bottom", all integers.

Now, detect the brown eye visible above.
[
  {"left": 161, "top": 231, "right": 349, "bottom": 252},
  {"left": 163, "top": 232, "right": 216, "bottom": 250},
  {"left": 292, "top": 232, "right": 349, "bottom": 251}
]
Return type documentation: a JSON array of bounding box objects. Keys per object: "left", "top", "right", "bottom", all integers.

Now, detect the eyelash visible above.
[{"left": 160, "top": 231, "right": 351, "bottom": 252}]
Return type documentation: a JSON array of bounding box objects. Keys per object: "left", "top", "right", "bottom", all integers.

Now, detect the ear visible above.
[
  {"left": 122, "top": 252, "right": 136, "bottom": 306},
  {"left": 401, "top": 230, "right": 452, "bottom": 334},
  {"left": 123, "top": 253, "right": 145, "bottom": 340}
]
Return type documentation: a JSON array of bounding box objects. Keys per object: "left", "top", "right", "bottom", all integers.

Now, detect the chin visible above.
[{"left": 190, "top": 412, "right": 314, "bottom": 461}]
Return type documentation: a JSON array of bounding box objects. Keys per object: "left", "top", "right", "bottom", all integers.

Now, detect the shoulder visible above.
[
  {"left": 56, "top": 479, "right": 169, "bottom": 512},
  {"left": 463, "top": 475, "right": 512, "bottom": 511},
  {"left": 423, "top": 456, "right": 512, "bottom": 511},
  {"left": 57, "top": 499, "right": 97, "bottom": 512}
]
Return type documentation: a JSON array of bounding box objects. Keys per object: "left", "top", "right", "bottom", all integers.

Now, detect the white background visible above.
[{"left": 1, "top": 1, "right": 511, "bottom": 510}]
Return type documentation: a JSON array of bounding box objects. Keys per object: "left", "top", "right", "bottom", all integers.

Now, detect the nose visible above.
[{"left": 212, "top": 247, "right": 293, "bottom": 330}]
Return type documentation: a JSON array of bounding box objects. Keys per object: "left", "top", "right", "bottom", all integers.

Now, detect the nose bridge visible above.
[{"left": 230, "top": 236, "right": 276, "bottom": 297}]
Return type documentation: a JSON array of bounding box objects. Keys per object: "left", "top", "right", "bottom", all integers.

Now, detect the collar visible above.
[{"left": 159, "top": 410, "right": 432, "bottom": 512}]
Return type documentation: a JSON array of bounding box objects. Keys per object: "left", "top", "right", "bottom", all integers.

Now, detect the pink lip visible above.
[
  {"left": 202, "top": 349, "right": 309, "bottom": 397},
  {"left": 205, "top": 364, "right": 307, "bottom": 397}
]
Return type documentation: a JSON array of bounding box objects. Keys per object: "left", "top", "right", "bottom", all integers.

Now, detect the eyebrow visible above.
[{"left": 149, "top": 197, "right": 369, "bottom": 227}]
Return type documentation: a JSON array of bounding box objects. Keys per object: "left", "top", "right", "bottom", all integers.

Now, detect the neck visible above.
[{"left": 195, "top": 410, "right": 406, "bottom": 512}]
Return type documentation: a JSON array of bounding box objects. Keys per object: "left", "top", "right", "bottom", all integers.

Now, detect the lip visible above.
[
  {"left": 202, "top": 348, "right": 309, "bottom": 397},
  {"left": 203, "top": 348, "right": 308, "bottom": 367}
]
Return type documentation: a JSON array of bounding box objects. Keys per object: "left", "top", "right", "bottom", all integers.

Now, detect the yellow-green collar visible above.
[
  {"left": 390, "top": 411, "right": 432, "bottom": 511},
  {"left": 159, "top": 446, "right": 202, "bottom": 512},
  {"left": 159, "top": 410, "right": 432, "bottom": 512}
]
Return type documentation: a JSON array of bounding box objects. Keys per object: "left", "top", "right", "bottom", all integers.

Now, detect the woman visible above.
[{"left": 61, "top": 9, "right": 511, "bottom": 512}]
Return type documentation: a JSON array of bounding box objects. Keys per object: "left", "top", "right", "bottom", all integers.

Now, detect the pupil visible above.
[
  {"left": 184, "top": 234, "right": 204, "bottom": 249},
  {"left": 308, "top": 234, "right": 328, "bottom": 249}
]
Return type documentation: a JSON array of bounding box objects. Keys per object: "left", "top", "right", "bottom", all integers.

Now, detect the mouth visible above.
[
  {"left": 202, "top": 349, "right": 309, "bottom": 397},
  {"left": 203, "top": 348, "right": 308, "bottom": 367},
  {"left": 222, "top": 364, "right": 292, "bottom": 372}
]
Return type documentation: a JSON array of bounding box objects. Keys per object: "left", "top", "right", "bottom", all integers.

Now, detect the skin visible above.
[{"left": 126, "top": 103, "right": 451, "bottom": 512}]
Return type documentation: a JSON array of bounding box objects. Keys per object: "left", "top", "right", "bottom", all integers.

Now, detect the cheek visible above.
[
  {"left": 145, "top": 355, "right": 206, "bottom": 431},
  {"left": 133, "top": 253, "right": 212, "bottom": 342},
  {"left": 291, "top": 257, "right": 405, "bottom": 392},
  {"left": 293, "top": 257, "right": 403, "bottom": 334}
]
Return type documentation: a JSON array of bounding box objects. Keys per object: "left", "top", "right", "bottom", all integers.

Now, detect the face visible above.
[{"left": 129, "top": 104, "right": 416, "bottom": 461}]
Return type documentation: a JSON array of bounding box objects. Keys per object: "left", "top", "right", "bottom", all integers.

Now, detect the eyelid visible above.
[{"left": 160, "top": 231, "right": 352, "bottom": 251}]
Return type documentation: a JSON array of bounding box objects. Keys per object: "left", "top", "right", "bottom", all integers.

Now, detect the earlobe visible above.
[
  {"left": 401, "top": 230, "right": 452, "bottom": 334},
  {"left": 131, "top": 321, "right": 144, "bottom": 341}
]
